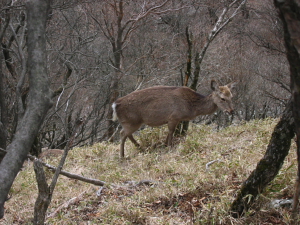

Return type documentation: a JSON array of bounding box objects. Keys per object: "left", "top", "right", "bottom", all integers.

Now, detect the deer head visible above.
[{"left": 211, "top": 80, "right": 236, "bottom": 115}]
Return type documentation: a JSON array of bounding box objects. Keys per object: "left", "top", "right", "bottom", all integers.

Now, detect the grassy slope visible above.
[{"left": 1, "top": 118, "right": 297, "bottom": 224}]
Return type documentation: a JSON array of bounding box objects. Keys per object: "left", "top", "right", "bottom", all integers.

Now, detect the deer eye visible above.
[{"left": 221, "top": 98, "right": 226, "bottom": 101}]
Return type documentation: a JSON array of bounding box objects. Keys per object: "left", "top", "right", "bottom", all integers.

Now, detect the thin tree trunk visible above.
[
  {"left": 107, "top": 75, "right": 120, "bottom": 141},
  {"left": 183, "top": 26, "right": 192, "bottom": 87},
  {"left": 0, "top": 1, "right": 10, "bottom": 163},
  {"left": 33, "top": 120, "right": 79, "bottom": 223},
  {"left": 176, "top": 27, "right": 193, "bottom": 136},
  {"left": 230, "top": 101, "right": 295, "bottom": 217},
  {"left": 33, "top": 118, "right": 84, "bottom": 224},
  {"left": 0, "top": 0, "right": 52, "bottom": 219},
  {"left": 0, "top": 51, "right": 7, "bottom": 163},
  {"left": 33, "top": 159, "right": 51, "bottom": 225}
]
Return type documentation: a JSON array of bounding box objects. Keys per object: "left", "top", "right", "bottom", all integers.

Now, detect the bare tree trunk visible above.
[
  {"left": 0, "top": 0, "right": 52, "bottom": 219},
  {"left": 273, "top": 1, "right": 300, "bottom": 223},
  {"left": 176, "top": 27, "right": 193, "bottom": 136},
  {"left": 0, "top": 1, "right": 10, "bottom": 163},
  {"left": 33, "top": 147, "right": 71, "bottom": 225},
  {"left": 183, "top": 26, "right": 193, "bottom": 87},
  {"left": 33, "top": 118, "right": 83, "bottom": 224},
  {"left": 107, "top": 72, "right": 120, "bottom": 141},
  {"left": 33, "top": 159, "right": 51, "bottom": 225},
  {"left": 105, "top": 1, "right": 124, "bottom": 141},
  {"left": 230, "top": 100, "right": 295, "bottom": 217},
  {"left": 231, "top": 0, "right": 300, "bottom": 218},
  {"left": 0, "top": 50, "right": 7, "bottom": 163}
]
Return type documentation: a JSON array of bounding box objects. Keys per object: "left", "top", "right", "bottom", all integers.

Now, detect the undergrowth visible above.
[{"left": 1, "top": 118, "right": 298, "bottom": 224}]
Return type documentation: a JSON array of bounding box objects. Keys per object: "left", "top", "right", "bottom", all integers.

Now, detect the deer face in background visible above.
[{"left": 211, "top": 80, "right": 236, "bottom": 115}]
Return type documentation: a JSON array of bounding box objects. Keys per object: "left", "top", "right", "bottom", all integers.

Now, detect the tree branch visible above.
[{"left": 198, "top": 0, "right": 247, "bottom": 65}]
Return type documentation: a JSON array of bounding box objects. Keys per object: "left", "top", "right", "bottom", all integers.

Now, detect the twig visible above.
[
  {"left": 206, "top": 159, "right": 222, "bottom": 171},
  {"left": 96, "top": 186, "right": 105, "bottom": 197},
  {"left": 124, "top": 179, "right": 158, "bottom": 188},
  {"left": 135, "top": 180, "right": 157, "bottom": 187},
  {"left": 292, "top": 171, "right": 300, "bottom": 222},
  {"left": 107, "top": 124, "right": 120, "bottom": 142},
  {"left": 47, "top": 191, "right": 86, "bottom": 218}
]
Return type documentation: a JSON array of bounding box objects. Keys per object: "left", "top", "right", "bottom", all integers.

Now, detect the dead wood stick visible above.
[
  {"left": 47, "top": 191, "right": 86, "bottom": 218},
  {"left": 28, "top": 154, "right": 106, "bottom": 186},
  {"left": 205, "top": 159, "right": 222, "bottom": 171},
  {"left": 0, "top": 148, "right": 105, "bottom": 186}
]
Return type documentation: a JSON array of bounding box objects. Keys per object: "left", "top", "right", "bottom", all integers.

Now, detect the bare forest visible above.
[
  {"left": 1, "top": 0, "right": 300, "bottom": 224},
  {"left": 0, "top": 0, "right": 290, "bottom": 156}
]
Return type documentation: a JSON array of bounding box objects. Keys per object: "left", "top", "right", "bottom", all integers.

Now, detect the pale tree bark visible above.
[
  {"left": 194, "top": 0, "right": 247, "bottom": 79},
  {"left": 189, "top": 0, "right": 247, "bottom": 90},
  {"left": 0, "top": 0, "right": 52, "bottom": 219}
]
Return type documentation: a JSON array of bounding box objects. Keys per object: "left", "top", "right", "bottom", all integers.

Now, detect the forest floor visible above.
[{"left": 0, "top": 118, "right": 298, "bottom": 224}]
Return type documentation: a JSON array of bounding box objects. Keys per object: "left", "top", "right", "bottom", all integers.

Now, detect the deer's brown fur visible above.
[{"left": 112, "top": 80, "right": 236, "bottom": 158}]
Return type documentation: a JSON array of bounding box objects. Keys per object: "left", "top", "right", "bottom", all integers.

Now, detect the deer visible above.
[{"left": 112, "top": 79, "right": 236, "bottom": 158}]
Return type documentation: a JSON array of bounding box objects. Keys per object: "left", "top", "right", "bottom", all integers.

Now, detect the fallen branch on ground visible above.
[
  {"left": 31, "top": 155, "right": 106, "bottom": 186},
  {"left": 47, "top": 191, "right": 86, "bottom": 218},
  {"left": 206, "top": 159, "right": 222, "bottom": 171},
  {"left": 0, "top": 148, "right": 105, "bottom": 186}
]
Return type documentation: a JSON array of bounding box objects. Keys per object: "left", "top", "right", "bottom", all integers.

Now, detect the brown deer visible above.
[{"left": 112, "top": 79, "right": 236, "bottom": 158}]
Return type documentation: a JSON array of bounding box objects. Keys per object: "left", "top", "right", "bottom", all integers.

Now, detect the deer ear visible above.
[
  {"left": 211, "top": 79, "right": 219, "bottom": 91},
  {"left": 226, "top": 81, "right": 237, "bottom": 89}
]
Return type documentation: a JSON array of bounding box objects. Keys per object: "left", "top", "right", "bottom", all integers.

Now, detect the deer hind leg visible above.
[
  {"left": 166, "top": 121, "right": 179, "bottom": 147},
  {"left": 120, "top": 129, "right": 128, "bottom": 158},
  {"left": 119, "top": 123, "right": 141, "bottom": 158},
  {"left": 128, "top": 134, "right": 140, "bottom": 148}
]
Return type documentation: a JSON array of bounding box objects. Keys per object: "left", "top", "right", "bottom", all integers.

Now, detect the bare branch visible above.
[
  {"left": 122, "top": 3, "right": 187, "bottom": 45},
  {"left": 197, "top": 0, "right": 247, "bottom": 64},
  {"left": 0, "top": 1, "right": 11, "bottom": 41},
  {"left": 10, "top": 23, "right": 27, "bottom": 120}
]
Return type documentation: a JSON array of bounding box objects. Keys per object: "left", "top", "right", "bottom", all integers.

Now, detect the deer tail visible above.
[{"left": 112, "top": 102, "right": 118, "bottom": 121}]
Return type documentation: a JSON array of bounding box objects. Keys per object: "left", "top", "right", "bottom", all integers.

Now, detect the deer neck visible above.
[{"left": 194, "top": 94, "right": 218, "bottom": 115}]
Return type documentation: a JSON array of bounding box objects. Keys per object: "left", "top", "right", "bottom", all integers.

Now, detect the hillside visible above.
[{"left": 1, "top": 119, "right": 297, "bottom": 224}]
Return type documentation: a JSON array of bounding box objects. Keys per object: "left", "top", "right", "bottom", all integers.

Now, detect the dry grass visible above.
[{"left": 0, "top": 118, "right": 298, "bottom": 224}]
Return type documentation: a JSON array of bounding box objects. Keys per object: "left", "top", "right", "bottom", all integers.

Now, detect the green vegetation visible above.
[{"left": 2, "top": 119, "right": 297, "bottom": 224}]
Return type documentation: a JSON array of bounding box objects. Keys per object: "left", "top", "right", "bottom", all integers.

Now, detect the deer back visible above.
[{"left": 114, "top": 86, "right": 205, "bottom": 126}]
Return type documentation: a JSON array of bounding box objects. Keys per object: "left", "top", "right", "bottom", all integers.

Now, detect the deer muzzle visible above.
[{"left": 226, "top": 109, "right": 234, "bottom": 115}]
